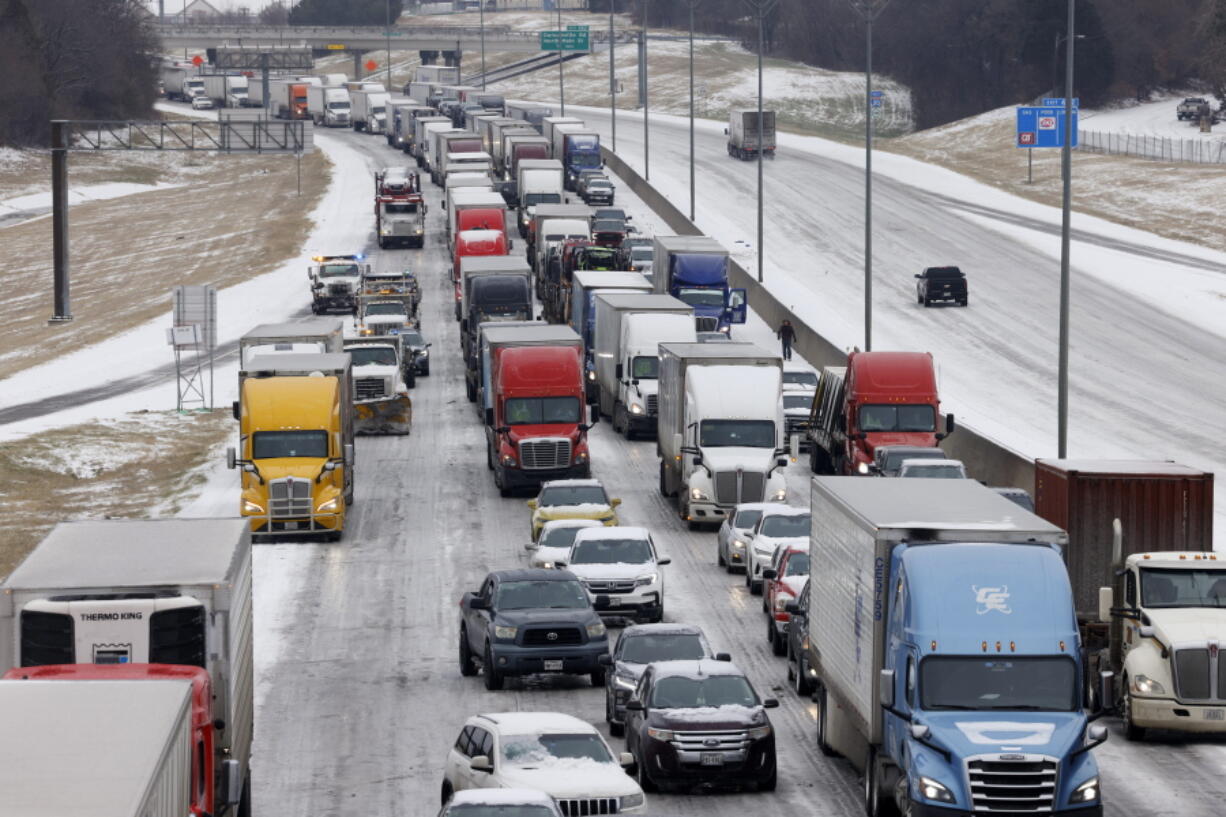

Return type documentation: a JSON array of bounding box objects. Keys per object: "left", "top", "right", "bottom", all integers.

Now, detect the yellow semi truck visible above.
[{"left": 227, "top": 357, "right": 354, "bottom": 541}]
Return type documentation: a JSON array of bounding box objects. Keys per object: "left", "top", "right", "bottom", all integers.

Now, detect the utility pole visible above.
[
  {"left": 685, "top": 0, "right": 702, "bottom": 222},
  {"left": 480, "top": 0, "right": 487, "bottom": 89},
  {"left": 1058, "top": 0, "right": 1076, "bottom": 458},
  {"left": 742, "top": 0, "right": 778, "bottom": 283},
  {"left": 849, "top": 0, "right": 890, "bottom": 350},
  {"left": 385, "top": 0, "right": 392, "bottom": 92},
  {"left": 642, "top": 4, "right": 649, "bottom": 181},
  {"left": 610, "top": 0, "right": 616, "bottom": 152},
  {"left": 558, "top": 5, "right": 565, "bottom": 115}
]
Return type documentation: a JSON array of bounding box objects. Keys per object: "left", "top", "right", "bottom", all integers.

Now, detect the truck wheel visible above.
[
  {"left": 758, "top": 764, "right": 777, "bottom": 791},
  {"left": 769, "top": 620, "right": 786, "bottom": 655},
  {"left": 921, "top": 295, "right": 929, "bottom": 307},
  {"left": 486, "top": 443, "right": 494, "bottom": 471},
  {"left": 482, "top": 645, "right": 504, "bottom": 690},
  {"left": 795, "top": 654, "right": 814, "bottom": 696},
  {"left": 590, "top": 666, "right": 606, "bottom": 687},
  {"left": 636, "top": 754, "right": 659, "bottom": 794},
  {"left": 459, "top": 628, "right": 478, "bottom": 676},
  {"left": 917, "top": 292, "right": 923, "bottom": 304},
  {"left": 466, "top": 379, "right": 476, "bottom": 403},
  {"left": 1122, "top": 681, "right": 1146, "bottom": 741},
  {"left": 960, "top": 296, "right": 968, "bottom": 306},
  {"left": 658, "top": 461, "right": 669, "bottom": 497},
  {"left": 440, "top": 780, "right": 453, "bottom": 806},
  {"left": 816, "top": 685, "right": 839, "bottom": 757}
]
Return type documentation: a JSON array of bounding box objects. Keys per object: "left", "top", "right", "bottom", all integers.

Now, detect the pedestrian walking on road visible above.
[{"left": 776, "top": 320, "right": 796, "bottom": 361}]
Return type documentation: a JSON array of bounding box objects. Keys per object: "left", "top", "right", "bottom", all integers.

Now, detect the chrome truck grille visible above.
[
  {"left": 1172, "top": 646, "right": 1226, "bottom": 700},
  {"left": 669, "top": 728, "right": 750, "bottom": 754},
  {"left": 268, "top": 477, "right": 312, "bottom": 519},
  {"left": 327, "top": 282, "right": 351, "bottom": 296},
  {"left": 714, "top": 470, "right": 766, "bottom": 505},
  {"left": 646, "top": 394, "right": 658, "bottom": 415},
  {"left": 965, "top": 754, "right": 1057, "bottom": 813},
  {"left": 355, "top": 377, "right": 388, "bottom": 400},
  {"left": 519, "top": 437, "right": 571, "bottom": 470},
  {"left": 583, "top": 579, "right": 636, "bottom": 595},
  {"left": 695, "top": 316, "right": 719, "bottom": 332},
  {"left": 556, "top": 798, "right": 620, "bottom": 816}
]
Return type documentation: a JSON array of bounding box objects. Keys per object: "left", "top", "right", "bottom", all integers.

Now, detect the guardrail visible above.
[
  {"left": 1078, "top": 128, "right": 1226, "bottom": 164},
  {"left": 600, "top": 145, "right": 1037, "bottom": 492}
]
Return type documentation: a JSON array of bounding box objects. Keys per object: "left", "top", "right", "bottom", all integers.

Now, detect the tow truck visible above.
[
  {"left": 308, "top": 253, "right": 368, "bottom": 315},
  {"left": 375, "top": 169, "right": 427, "bottom": 248}
]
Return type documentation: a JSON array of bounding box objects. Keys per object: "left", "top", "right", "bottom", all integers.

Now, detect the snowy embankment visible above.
[{"left": 0, "top": 182, "right": 183, "bottom": 226}]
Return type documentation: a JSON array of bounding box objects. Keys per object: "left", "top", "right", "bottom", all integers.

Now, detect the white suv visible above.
[
  {"left": 560, "top": 527, "right": 670, "bottom": 624},
  {"left": 440, "top": 712, "right": 645, "bottom": 813},
  {"left": 743, "top": 506, "right": 810, "bottom": 595}
]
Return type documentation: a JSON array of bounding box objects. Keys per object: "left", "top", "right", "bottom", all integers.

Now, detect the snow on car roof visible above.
[
  {"left": 540, "top": 518, "right": 604, "bottom": 531},
  {"left": 622, "top": 622, "right": 705, "bottom": 637},
  {"left": 762, "top": 505, "right": 810, "bottom": 517},
  {"left": 449, "top": 788, "right": 556, "bottom": 806},
  {"left": 542, "top": 479, "right": 604, "bottom": 488},
  {"left": 572, "top": 526, "right": 648, "bottom": 541},
  {"left": 478, "top": 711, "right": 597, "bottom": 734},
  {"left": 899, "top": 458, "right": 964, "bottom": 467},
  {"left": 733, "top": 501, "right": 788, "bottom": 513},
  {"left": 650, "top": 659, "right": 746, "bottom": 678}
]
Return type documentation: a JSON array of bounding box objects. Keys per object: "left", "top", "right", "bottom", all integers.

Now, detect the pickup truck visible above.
[
  {"left": 1176, "top": 97, "right": 1216, "bottom": 121},
  {"left": 915, "top": 265, "right": 967, "bottom": 306}
]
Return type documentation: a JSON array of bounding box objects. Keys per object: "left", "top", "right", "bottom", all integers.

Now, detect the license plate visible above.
[
  {"left": 283, "top": 522, "right": 301, "bottom": 530},
  {"left": 543, "top": 660, "right": 563, "bottom": 672},
  {"left": 700, "top": 752, "right": 723, "bottom": 766},
  {"left": 1204, "top": 709, "right": 1224, "bottom": 721},
  {"left": 607, "top": 597, "right": 621, "bottom": 607}
]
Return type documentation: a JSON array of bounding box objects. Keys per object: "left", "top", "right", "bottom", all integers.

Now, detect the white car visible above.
[
  {"left": 716, "top": 502, "right": 784, "bottom": 574},
  {"left": 781, "top": 366, "right": 818, "bottom": 392},
  {"left": 191, "top": 95, "right": 214, "bottom": 110},
  {"left": 897, "top": 458, "right": 968, "bottom": 479},
  {"left": 561, "top": 527, "right": 670, "bottom": 624},
  {"left": 439, "top": 788, "right": 562, "bottom": 816},
  {"left": 525, "top": 518, "right": 603, "bottom": 569},
  {"left": 440, "top": 712, "right": 645, "bottom": 813},
  {"left": 743, "top": 506, "right": 810, "bottom": 594}
]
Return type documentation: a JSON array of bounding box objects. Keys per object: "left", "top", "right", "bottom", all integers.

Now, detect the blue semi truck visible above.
[
  {"left": 806, "top": 477, "right": 1111, "bottom": 817},
  {"left": 651, "top": 235, "right": 747, "bottom": 334}
]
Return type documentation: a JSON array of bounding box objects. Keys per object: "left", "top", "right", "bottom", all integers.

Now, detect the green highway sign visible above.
[{"left": 540, "top": 29, "right": 590, "bottom": 51}]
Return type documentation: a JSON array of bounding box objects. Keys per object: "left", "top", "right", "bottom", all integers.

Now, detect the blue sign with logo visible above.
[{"left": 1016, "top": 105, "right": 1079, "bottom": 148}]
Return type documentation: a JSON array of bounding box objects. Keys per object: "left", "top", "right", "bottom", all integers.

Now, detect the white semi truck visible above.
[
  {"left": 308, "top": 85, "right": 352, "bottom": 127},
  {"left": 350, "top": 88, "right": 390, "bottom": 133},
  {"left": 657, "top": 342, "right": 788, "bottom": 528},
  {"left": 202, "top": 74, "right": 249, "bottom": 108},
  {"left": 515, "top": 158, "right": 564, "bottom": 234}
]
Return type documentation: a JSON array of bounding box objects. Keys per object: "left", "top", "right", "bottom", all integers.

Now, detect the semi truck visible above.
[
  {"left": 307, "top": 254, "right": 368, "bottom": 315},
  {"left": 202, "top": 73, "right": 249, "bottom": 107},
  {"left": 389, "top": 101, "right": 432, "bottom": 149},
  {"left": 593, "top": 293, "right": 696, "bottom": 438},
  {"left": 416, "top": 64, "right": 461, "bottom": 84},
  {"left": 516, "top": 159, "right": 565, "bottom": 235},
  {"left": 530, "top": 203, "right": 592, "bottom": 277},
  {"left": 459, "top": 256, "right": 533, "bottom": 370},
  {"left": 238, "top": 317, "right": 344, "bottom": 368},
  {"left": 1033, "top": 459, "right": 1219, "bottom": 740},
  {"left": 446, "top": 188, "right": 507, "bottom": 250},
  {"left": 806, "top": 477, "right": 1109, "bottom": 817},
  {"left": 270, "top": 78, "right": 310, "bottom": 119},
  {"left": 657, "top": 342, "right": 789, "bottom": 527},
  {"left": 376, "top": 192, "right": 426, "bottom": 248},
  {"left": 412, "top": 116, "right": 452, "bottom": 165},
  {"left": 503, "top": 133, "right": 551, "bottom": 183},
  {"left": 229, "top": 353, "right": 355, "bottom": 538},
  {"left": 0, "top": 517, "right": 256, "bottom": 814},
  {"left": 569, "top": 269, "right": 654, "bottom": 394},
  {"left": 651, "top": 235, "right": 747, "bottom": 334},
  {"left": 541, "top": 116, "right": 584, "bottom": 149},
  {"left": 343, "top": 338, "right": 413, "bottom": 435},
  {"left": 161, "top": 63, "right": 195, "bottom": 101},
  {"left": 556, "top": 130, "right": 603, "bottom": 190},
  {"left": 480, "top": 324, "right": 591, "bottom": 496},
  {"left": 806, "top": 350, "right": 954, "bottom": 475},
  {"left": 308, "top": 84, "right": 352, "bottom": 127},
  {"left": 432, "top": 131, "right": 484, "bottom": 184},
  {"left": 727, "top": 109, "right": 777, "bottom": 160},
  {"left": 350, "top": 88, "right": 390, "bottom": 133}
]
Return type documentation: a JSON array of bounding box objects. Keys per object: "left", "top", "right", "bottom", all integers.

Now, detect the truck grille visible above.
[
  {"left": 695, "top": 316, "right": 719, "bottom": 332},
  {"left": 327, "top": 282, "right": 351, "bottom": 297},
  {"left": 521, "top": 627, "right": 583, "bottom": 646},
  {"left": 355, "top": 377, "right": 388, "bottom": 400},
  {"left": 584, "top": 579, "right": 636, "bottom": 595},
  {"left": 646, "top": 394, "right": 658, "bottom": 415},
  {"left": 269, "top": 477, "right": 312, "bottom": 519},
  {"left": 714, "top": 470, "right": 766, "bottom": 505},
  {"left": 1172, "top": 647, "right": 1226, "bottom": 700},
  {"left": 556, "top": 798, "right": 620, "bottom": 816},
  {"left": 519, "top": 437, "right": 571, "bottom": 470},
  {"left": 966, "top": 754, "right": 1057, "bottom": 813}
]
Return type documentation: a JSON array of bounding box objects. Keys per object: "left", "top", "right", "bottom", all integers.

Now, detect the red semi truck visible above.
[
  {"left": 481, "top": 326, "right": 593, "bottom": 496},
  {"left": 453, "top": 228, "right": 509, "bottom": 308},
  {"left": 806, "top": 350, "right": 953, "bottom": 474}
]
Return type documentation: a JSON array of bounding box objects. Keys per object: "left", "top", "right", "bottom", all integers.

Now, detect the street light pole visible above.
[
  {"left": 558, "top": 5, "right": 565, "bottom": 115},
  {"left": 610, "top": 0, "right": 616, "bottom": 152},
  {"left": 480, "top": 0, "right": 487, "bottom": 89},
  {"left": 642, "top": 4, "right": 649, "bottom": 181},
  {"left": 742, "top": 0, "right": 778, "bottom": 284},
  {"left": 385, "top": 0, "right": 391, "bottom": 92},
  {"left": 685, "top": 0, "right": 702, "bottom": 221},
  {"left": 1058, "top": 0, "right": 1076, "bottom": 458}
]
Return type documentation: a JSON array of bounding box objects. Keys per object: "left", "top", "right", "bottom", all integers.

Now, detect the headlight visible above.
[
  {"left": 770, "top": 488, "right": 787, "bottom": 501},
  {"left": 501, "top": 455, "right": 517, "bottom": 467},
  {"left": 646, "top": 726, "right": 674, "bottom": 741},
  {"left": 747, "top": 725, "right": 772, "bottom": 740},
  {"left": 621, "top": 793, "right": 644, "bottom": 809},
  {"left": 1132, "top": 674, "right": 1165, "bottom": 695},
  {"left": 718, "top": 325, "right": 730, "bottom": 333},
  {"left": 493, "top": 625, "right": 518, "bottom": 640},
  {"left": 629, "top": 403, "right": 644, "bottom": 414},
  {"left": 360, "top": 328, "right": 372, "bottom": 336},
  {"left": 690, "top": 488, "right": 709, "bottom": 501},
  {"left": 1070, "top": 777, "right": 1100, "bottom": 804},
  {"left": 587, "top": 369, "right": 597, "bottom": 381},
  {"left": 857, "top": 462, "right": 870, "bottom": 474},
  {"left": 732, "top": 538, "right": 746, "bottom": 550},
  {"left": 614, "top": 673, "right": 637, "bottom": 690},
  {"left": 574, "top": 452, "right": 589, "bottom": 464},
  {"left": 316, "top": 498, "right": 341, "bottom": 513},
  {"left": 419, "top": 349, "right": 429, "bottom": 357},
  {"left": 586, "top": 621, "right": 607, "bottom": 638},
  {"left": 635, "top": 572, "right": 658, "bottom": 586},
  {"left": 919, "top": 776, "right": 955, "bottom": 803},
  {"left": 241, "top": 500, "right": 264, "bottom": 514}
]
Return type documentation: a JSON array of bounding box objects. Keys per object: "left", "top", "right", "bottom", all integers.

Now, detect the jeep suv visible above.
[{"left": 458, "top": 569, "right": 610, "bottom": 690}]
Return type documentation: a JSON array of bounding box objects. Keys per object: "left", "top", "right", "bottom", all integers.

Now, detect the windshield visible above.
[
  {"left": 319, "top": 263, "right": 358, "bottom": 278},
  {"left": 523, "top": 193, "right": 562, "bottom": 206},
  {"left": 783, "top": 371, "right": 818, "bottom": 388},
  {"left": 883, "top": 449, "right": 944, "bottom": 473},
  {"left": 1140, "top": 568, "right": 1226, "bottom": 608},
  {"left": 252, "top": 430, "right": 328, "bottom": 459},
  {"left": 650, "top": 675, "right": 757, "bottom": 709},
  {"left": 621, "top": 633, "right": 707, "bottom": 664},
  {"left": 783, "top": 394, "right": 812, "bottom": 410},
  {"left": 699, "top": 419, "right": 775, "bottom": 448},
  {"left": 921, "top": 657, "right": 1077, "bottom": 711},
  {"left": 677, "top": 288, "right": 726, "bottom": 308},
  {"left": 570, "top": 537, "right": 653, "bottom": 565},
  {"left": 448, "top": 806, "right": 554, "bottom": 817},
  {"left": 761, "top": 514, "right": 810, "bottom": 538},
  {"left": 901, "top": 464, "right": 965, "bottom": 479},
  {"left": 494, "top": 580, "right": 590, "bottom": 610},
  {"left": 631, "top": 247, "right": 652, "bottom": 260},
  {"left": 349, "top": 347, "right": 397, "bottom": 366},
  {"left": 631, "top": 356, "right": 658, "bottom": 379},
  {"left": 538, "top": 485, "right": 608, "bottom": 506},
  {"left": 327, "top": 101, "right": 348, "bottom": 110},
  {"left": 384, "top": 202, "right": 418, "bottom": 214},
  {"left": 734, "top": 509, "right": 763, "bottom": 530},
  {"left": 501, "top": 733, "right": 611, "bottom": 767},
  {"left": 539, "top": 525, "right": 589, "bottom": 551},
  {"left": 572, "top": 153, "right": 601, "bottom": 168},
  {"left": 784, "top": 552, "right": 811, "bottom": 577},
  {"left": 859, "top": 404, "right": 936, "bottom": 433},
  {"left": 365, "top": 303, "right": 406, "bottom": 316},
  {"left": 401, "top": 331, "right": 424, "bottom": 345},
  {"left": 504, "top": 396, "right": 580, "bottom": 426}
]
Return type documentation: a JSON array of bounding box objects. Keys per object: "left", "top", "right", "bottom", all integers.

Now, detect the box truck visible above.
[{"left": 727, "top": 109, "right": 776, "bottom": 160}]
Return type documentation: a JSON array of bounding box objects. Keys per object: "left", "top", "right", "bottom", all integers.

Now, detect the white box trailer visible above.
[
  {"left": 0, "top": 680, "right": 196, "bottom": 817},
  {"left": 416, "top": 65, "right": 461, "bottom": 84},
  {"left": 308, "top": 84, "right": 352, "bottom": 127},
  {"left": 542, "top": 116, "right": 584, "bottom": 149},
  {"left": 239, "top": 317, "right": 344, "bottom": 368},
  {"left": 413, "top": 116, "right": 453, "bottom": 163},
  {"left": 0, "top": 518, "right": 255, "bottom": 811},
  {"left": 727, "top": 109, "right": 777, "bottom": 159}
]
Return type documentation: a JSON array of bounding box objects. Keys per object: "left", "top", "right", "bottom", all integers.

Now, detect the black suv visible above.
[
  {"left": 624, "top": 659, "right": 778, "bottom": 792},
  {"left": 458, "top": 569, "right": 610, "bottom": 690},
  {"left": 915, "top": 265, "right": 967, "bottom": 307}
]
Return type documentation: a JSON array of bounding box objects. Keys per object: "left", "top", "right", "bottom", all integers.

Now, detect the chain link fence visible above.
[{"left": 1078, "top": 128, "right": 1226, "bottom": 164}]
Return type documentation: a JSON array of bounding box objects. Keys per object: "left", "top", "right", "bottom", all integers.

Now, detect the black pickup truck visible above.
[
  {"left": 915, "top": 266, "right": 968, "bottom": 307},
  {"left": 458, "top": 568, "right": 610, "bottom": 690}
]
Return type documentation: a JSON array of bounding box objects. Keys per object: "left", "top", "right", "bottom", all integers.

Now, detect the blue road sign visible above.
[
  {"left": 870, "top": 90, "right": 884, "bottom": 98},
  {"left": 871, "top": 98, "right": 883, "bottom": 107},
  {"left": 1041, "top": 98, "right": 1080, "bottom": 108},
  {"left": 1016, "top": 105, "right": 1079, "bottom": 148}
]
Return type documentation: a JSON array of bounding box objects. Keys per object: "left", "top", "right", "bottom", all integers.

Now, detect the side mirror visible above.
[
  {"left": 610, "top": 498, "right": 621, "bottom": 507},
  {"left": 226, "top": 447, "right": 237, "bottom": 470},
  {"left": 714, "top": 652, "right": 731, "bottom": 662},
  {"left": 221, "top": 758, "right": 242, "bottom": 806},
  {"left": 1097, "top": 587, "right": 1114, "bottom": 624},
  {"left": 524, "top": 541, "right": 538, "bottom": 551},
  {"left": 470, "top": 755, "right": 492, "bottom": 772},
  {"left": 598, "top": 653, "right": 613, "bottom": 666},
  {"left": 776, "top": 458, "right": 788, "bottom": 468},
  {"left": 619, "top": 751, "right": 633, "bottom": 767},
  {"left": 615, "top": 363, "right": 623, "bottom": 380},
  {"left": 625, "top": 700, "right": 645, "bottom": 712},
  {"left": 468, "top": 595, "right": 489, "bottom": 610},
  {"left": 657, "top": 557, "right": 671, "bottom": 566},
  {"left": 554, "top": 560, "right": 567, "bottom": 568},
  {"left": 761, "top": 568, "right": 777, "bottom": 580},
  {"left": 1088, "top": 723, "right": 1108, "bottom": 743},
  {"left": 231, "top": 400, "right": 241, "bottom": 421},
  {"left": 914, "top": 273, "right": 922, "bottom": 279},
  {"left": 692, "top": 456, "right": 703, "bottom": 467},
  {"left": 484, "top": 407, "right": 494, "bottom": 427},
  {"left": 763, "top": 698, "right": 779, "bottom": 709},
  {"left": 879, "top": 668, "right": 896, "bottom": 709},
  {"left": 945, "top": 413, "right": 956, "bottom": 434},
  {"left": 343, "top": 443, "right": 354, "bottom": 466}
]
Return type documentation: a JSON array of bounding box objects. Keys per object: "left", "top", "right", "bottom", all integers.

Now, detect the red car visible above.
[{"left": 761, "top": 544, "right": 810, "bottom": 656}]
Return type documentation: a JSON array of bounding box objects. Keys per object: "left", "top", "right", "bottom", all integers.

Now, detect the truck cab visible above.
[
  {"left": 376, "top": 194, "right": 426, "bottom": 249},
  {"left": 344, "top": 339, "right": 412, "bottom": 435},
  {"left": 308, "top": 253, "right": 367, "bottom": 315},
  {"left": 652, "top": 236, "right": 747, "bottom": 334},
  {"left": 453, "top": 228, "right": 510, "bottom": 306}
]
